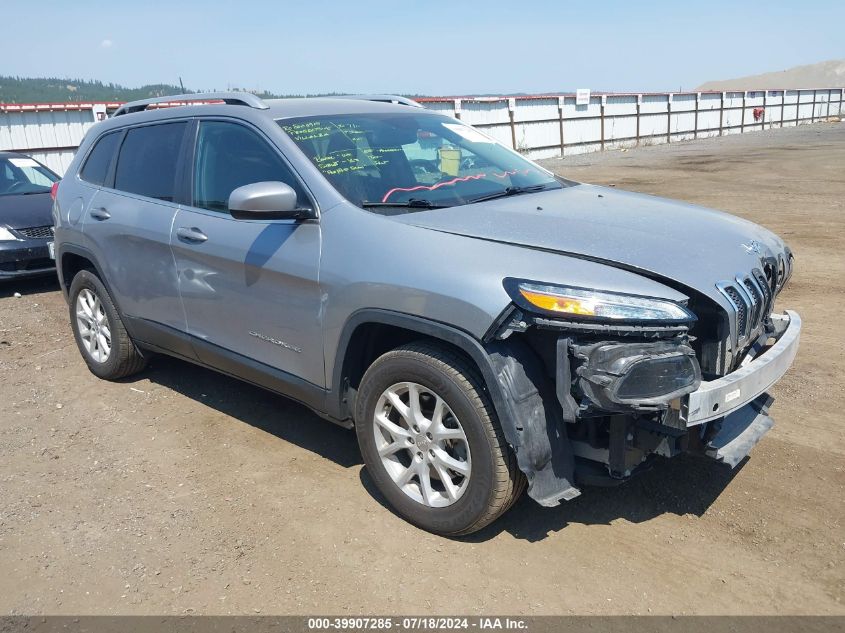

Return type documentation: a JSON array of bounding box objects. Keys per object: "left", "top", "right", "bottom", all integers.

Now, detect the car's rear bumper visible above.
[
  {"left": 0, "top": 239, "right": 56, "bottom": 279},
  {"left": 683, "top": 310, "right": 801, "bottom": 426}
]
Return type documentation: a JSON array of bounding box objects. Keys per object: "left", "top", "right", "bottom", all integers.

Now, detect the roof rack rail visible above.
[
  {"left": 112, "top": 92, "right": 269, "bottom": 117},
  {"left": 328, "top": 94, "right": 424, "bottom": 108}
]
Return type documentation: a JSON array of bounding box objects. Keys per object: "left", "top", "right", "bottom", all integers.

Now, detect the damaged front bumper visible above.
[
  {"left": 704, "top": 393, "right": 774, "bottom": 467},
  {"left": 684, "top": 309, "right": 801, "bottom": 467},
  {"left": 683, "top": 310, "right": 801, "bottom": 426},
  {"left": 487, "top": 310, "right": 800, "bottom": 507}
]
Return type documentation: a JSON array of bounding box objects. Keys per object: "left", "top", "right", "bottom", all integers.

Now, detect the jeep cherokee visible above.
[{"left": 52, "top": 92, "right": 800, "bottom": 536}]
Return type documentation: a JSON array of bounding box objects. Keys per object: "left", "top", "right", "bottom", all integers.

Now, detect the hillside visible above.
[
  {"left": 0, "top": 77, "right": 193, "bottom": 103},
  {"left": 0, "top": 76, "right": 320, "bottom": 103},
  {"left": 697, "top": 59, "right": 845, "bottom": 91}
]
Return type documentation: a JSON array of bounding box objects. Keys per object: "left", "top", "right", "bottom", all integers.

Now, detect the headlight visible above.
[
  {"left": 0, "top": 227, "right": 20, "bottom": 242},
  {"left": 507, "top": 280, "right": 695, "bottom": 322},
  {"left": 577, "top": 341, "right": 702, "bottom": 408}
]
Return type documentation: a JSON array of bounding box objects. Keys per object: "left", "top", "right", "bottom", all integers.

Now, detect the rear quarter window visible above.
[
  {"left": 114, "top": 122, "right": 187, "bottom": 201},
  {"left": 79, "top": 131, "right": 121, "bottom": 186}
]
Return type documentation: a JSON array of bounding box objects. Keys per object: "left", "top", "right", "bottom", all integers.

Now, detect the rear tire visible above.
[
  {"left": 68, "top": 269, "right": 146, "bottom": 380},
  {"left": 355, "top": 341, "right": 524, "bottom": 536}
]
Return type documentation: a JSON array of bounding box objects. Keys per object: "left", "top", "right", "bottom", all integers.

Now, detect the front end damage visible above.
[{"left": 484, "top": 279, "right": 801, "bottom": 507}]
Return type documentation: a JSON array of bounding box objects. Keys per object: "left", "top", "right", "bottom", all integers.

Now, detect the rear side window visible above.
[
  {"left": 192, "top": 120, "right": 306, "bottom": 213},
  {"left": 114, "top": 122, "right": 187, "bottom": 201},
  {"left": 79, "top": 131, "right": 121, "bottom": 186}
]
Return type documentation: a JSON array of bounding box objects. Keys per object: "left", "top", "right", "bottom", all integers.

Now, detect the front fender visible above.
[{"left": 333, "top": 309, "right": 580, "bottom": 506}]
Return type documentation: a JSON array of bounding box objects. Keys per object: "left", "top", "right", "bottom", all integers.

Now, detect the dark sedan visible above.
[{"left": 0, "top": 152, "right": 60, "bottom": 279}]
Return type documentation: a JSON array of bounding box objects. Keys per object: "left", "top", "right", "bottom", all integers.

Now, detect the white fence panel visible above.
[
  {"left": 797, "top": 90, "right": 815, "bottom": 122},
  {"left": 830, "top": 88, "right": 845, "bottom": 116},
  {"left": 670, "top": 93, "right": 696, "bottom": 140},
  {"left": 605, "top": 114, "right": 637, "bottom": 143},
  {"left": 766, "top": 91, "right": 784, "bottom": 128},
  {"left": 2, "top": 87, "right": 842, "bottom": 174},
  {"left": 782, "top": 90, "right": 799, "bottom": 125},
  {"left": 460, "top": 99, "right": 509, "bottom": 126},
  {"left": 515, "top": 120, "right": 560, "bottom": 152},
  {"left": 605, "top": 95, "right": 637, "bottom": 144},
  {"left": 480, "top": 122, "right": 513, "bottom": 149},
  {"left": 514, "top": 98, "right": 559, "bottom": 122},
  {"left": 562, "top": 113, "right": 600, "bottom": 147},
  {"left": 421, "top": 101, "right": 455, "bottom": 118}
]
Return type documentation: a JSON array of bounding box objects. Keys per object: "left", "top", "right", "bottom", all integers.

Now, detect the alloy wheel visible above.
[
  {"left": 372, "top": 382, "right": 472, "bottom": 507},
  {"left": 75, "top": 288, "right": 111, "bottom": 363}
]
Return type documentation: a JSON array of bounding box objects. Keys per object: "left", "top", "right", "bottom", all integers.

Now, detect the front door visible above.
[{"left": 170, "top": 119, "right": 324, "bottom": 387}]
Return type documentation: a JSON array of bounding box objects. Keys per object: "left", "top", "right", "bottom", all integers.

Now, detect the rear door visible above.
[
  {"left": 170, "top": 118, "right": 324, "bottom": 386},
  {"left": 81, "top": 121, "right": 191, "bottom": 352}
]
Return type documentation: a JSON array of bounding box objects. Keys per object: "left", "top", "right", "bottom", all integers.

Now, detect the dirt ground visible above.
[{"left": 1, "top": 123, "right": 843, "bottom": 616}]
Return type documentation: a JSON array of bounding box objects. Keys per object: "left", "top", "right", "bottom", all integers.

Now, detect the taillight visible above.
[{"left": 50, "top": 181, "right": 59, "bottom": 201}]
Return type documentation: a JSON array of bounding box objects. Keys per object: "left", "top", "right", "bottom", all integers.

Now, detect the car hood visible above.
[
  {"left": 392, "top": 183, "right": 788, "bottom": 304},
  {"left": 0, "top": 192, "right": 54, "bottom": 230}
]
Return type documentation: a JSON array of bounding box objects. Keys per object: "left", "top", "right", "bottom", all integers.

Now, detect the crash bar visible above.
[{"left": 112, "top": 92, "right": 270, "bottom": 117}]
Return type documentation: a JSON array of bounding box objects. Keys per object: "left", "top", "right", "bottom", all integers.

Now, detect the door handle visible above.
[
  {"left": 89, "top": 207, "right": 111, "bottom": 220},
  {"left": 176, "top": 227, "right": 208, "bottom": 243}
]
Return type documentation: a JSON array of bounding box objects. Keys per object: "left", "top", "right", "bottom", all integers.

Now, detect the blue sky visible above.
[{"left": 3, "top": 0, "right": 843, "bottom": 95}]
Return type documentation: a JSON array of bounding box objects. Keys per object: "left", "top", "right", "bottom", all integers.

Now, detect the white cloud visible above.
[{"left": 100, "top": 39, "right": 113, "bottom": 49}]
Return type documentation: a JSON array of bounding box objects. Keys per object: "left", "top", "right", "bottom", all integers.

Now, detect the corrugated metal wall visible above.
[
  {"left": 0, "top": 103, "right": 111, "bottom": 174},
  {"left": 1, "top": 89, "right": 842, "bottom": 173}
]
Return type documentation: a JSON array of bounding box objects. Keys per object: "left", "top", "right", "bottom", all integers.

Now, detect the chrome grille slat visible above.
[
  {"left": 753, "top": 269, "right": 773, "bottom": 318},
  {"left": 742, "top": 277, "right": 761, "bottom": 329},
  {"left": 733, "top": 281, "right": 755, "bottom": 339},
  {"left": 720, "top": 284, "right": 748, "bottom": 338},
  {"left": 717, "top": 269, "right": 772, "bottom": 349},
  {"left": 754, "top": 269, "right": 771, "bottom": 301}
]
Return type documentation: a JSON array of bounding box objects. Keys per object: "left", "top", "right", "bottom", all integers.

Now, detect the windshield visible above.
[
  {"left": 278, "top": 113, "right": 564, "bottom": 210},
  {"left": 0, "top": 156, "right": 59, "bottom": 196}
]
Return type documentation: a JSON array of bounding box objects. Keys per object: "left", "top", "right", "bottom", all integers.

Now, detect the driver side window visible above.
[{"left": 193, "top": 121, "right": 305, "bottom": 213}]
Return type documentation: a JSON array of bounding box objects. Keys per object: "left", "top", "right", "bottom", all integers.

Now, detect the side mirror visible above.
[{"left": 228, "top": 181, "right": 314, "bottom": 221}]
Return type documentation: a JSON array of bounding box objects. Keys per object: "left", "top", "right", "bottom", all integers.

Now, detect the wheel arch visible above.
[
  {"left": 58, "top": 245, "right": 108, "bottom": 299},
  {"left": 332, "top": 310, "right": 507, "bottom": 422},
  {"left": 332, "top": 309, "right": 581, "bottom": 506},
  {"left": 57, "top": 244, "right": 139, "bottom": 337}
]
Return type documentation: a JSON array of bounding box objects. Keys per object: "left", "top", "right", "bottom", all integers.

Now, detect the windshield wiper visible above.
[
  {"left": 467, "top": 183, "right": 558, "bottom": 205},
  {"left": 362, "top": 198, "right": 449, "bottom": 209}
]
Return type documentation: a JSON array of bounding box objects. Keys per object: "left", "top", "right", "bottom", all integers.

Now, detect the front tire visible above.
[
  {"left": 68, "top": 270, "right": 146, "bottom": 380},
  {"left": 355, "top": 342, "right": 524, "bottom": 536}
]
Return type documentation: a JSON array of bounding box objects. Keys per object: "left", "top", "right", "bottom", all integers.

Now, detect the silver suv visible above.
[{"left": 53, "top": 92, "right": 801, "bottom": 535}]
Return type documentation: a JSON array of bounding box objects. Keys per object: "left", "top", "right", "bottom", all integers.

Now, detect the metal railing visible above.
[
  {"left": 112, "top": 91, "right": 270, "bottom": 117},
  {"left": 418, "top": 88, "right": 845, "bottom": 159}
]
